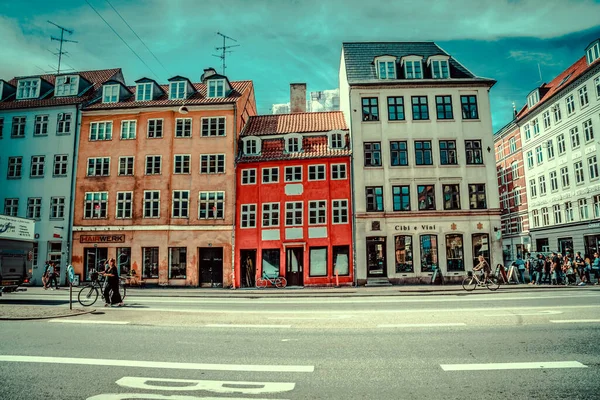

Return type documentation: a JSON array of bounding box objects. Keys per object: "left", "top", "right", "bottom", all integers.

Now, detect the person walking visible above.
[
  {"left": 591, "top": 252, "right": 600, "bottom": 285},
  {"left": 102, "top": 258, "right": 123, "bottom": 307},
  {"left": 574, "top": 252, "right": 585, "bottom": 285},
  {"left": 45, "top": 262, "right": 59, "bottom": 290},
  {"left": 514, "top": 255, "right": 526, "bottom": 284}
]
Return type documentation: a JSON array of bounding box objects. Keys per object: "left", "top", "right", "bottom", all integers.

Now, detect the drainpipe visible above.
[
  {"left": 347, "top": 87, "right": 358, "bottom": 287},
  {"left": 231, "top": 102, "right": 238, "bottom": 289},
  {"left": 65, "top": 104, "right": 81, "bottom": 285}
]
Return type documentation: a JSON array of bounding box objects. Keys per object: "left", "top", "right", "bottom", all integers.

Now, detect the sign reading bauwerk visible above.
[
  {"left": 0, "top": 215, "right": 35, "bottom": 241},
  {"left": 80, "top": 234, "right": 126, "bottom": 244}
]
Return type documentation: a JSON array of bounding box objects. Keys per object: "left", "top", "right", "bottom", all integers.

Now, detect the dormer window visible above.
[
  {"left": 329, "top": 131, "right": 345, "bottom": 149},
  {"left": 403, "top": 59, "right": 422, "bottom": 79},
  {"left": 374, "top": 56, "right": 397, "bottom": 79},
  {"left": 16, "top": 78, "right": 40, "bottom": 99},
  {"left": 208, "top": 79, "right": 225, "bottom": 98},
  {"left": 242, "top": 137, "right": 260, "bottom": 155},
  {"left": 286, "top": 134, "right": 302, "bottom": 153},
  {"left": 169, "top": 81, "right": 186, "bottom": 100},
  {"left": 136, "top": 82, "right": 153, "bottom": 101},
  {"left": 55, "top": 75, "right": 79, "bottom": 96},
  {"left": 585, "top": 39, "right": 600, "bottom": 65},
  {"left": 527, "top": 90, "right": 540, "bottom": 108},
  {"left": 431, "top": 60, "right": 449, "bottom": 79},
  {"left": 102, "top": 84, "right": 119, "bottom": 103}
]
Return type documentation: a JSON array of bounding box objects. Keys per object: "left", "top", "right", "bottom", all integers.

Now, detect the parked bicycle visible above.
[
  {"left": 77, "top": 270, "right": 126, "bottom": 306},
  {"left": 461, "top": 270, "right": 500, "bottom": 292},
  {"left": 255, "top": 272, "right": 287, "bottom": 289}
]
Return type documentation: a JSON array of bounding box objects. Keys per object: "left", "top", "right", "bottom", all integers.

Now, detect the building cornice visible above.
[
  {"left": 82, "top": 104, "right": 235, "bottom": 116},
  {"left": 348, "top": 78, "right": 496, "bottom": 90}
]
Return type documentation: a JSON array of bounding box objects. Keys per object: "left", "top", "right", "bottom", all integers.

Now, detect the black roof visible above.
[{"left": 342, "top": 42, "right": 484, "bottom": 83}]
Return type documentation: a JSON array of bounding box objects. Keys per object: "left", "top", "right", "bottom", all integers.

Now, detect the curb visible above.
[{"left": 0, "top": 308, "right": 96, "bottom": 321}]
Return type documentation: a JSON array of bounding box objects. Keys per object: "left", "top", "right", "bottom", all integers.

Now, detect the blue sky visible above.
[{"left": 1, "top": 0, "right": 600, "bottom": 131}]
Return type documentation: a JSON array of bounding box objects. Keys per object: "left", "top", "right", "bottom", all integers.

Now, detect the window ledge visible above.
[
  {"left": 462, "top": 119, "right": 481, "bottom": 122},
  {"left": 29, "top": 175, "right": 45, "bottom": 179},
  {"left": 411, "top": 120, "right": 431, "bottom": 123},
  {"left": 439, "top": 164, "right": 460, "bottom": 167},
  {"left": 414, "top": 165, "right": 435, "bottom": 167},
  {"left": 56, "top": 132, "right": 72, "bottom": 136},
  {"left": 52, "top": 175, "right": 68, "bottom": 178},
  {"left": 389, "top": 165, "right": 410, "bottom": 168},
  {"left": 436, "top": 119, "right": 456, "bottom": 122},
  {"left": 364, "top": 166, "right": 384, "bottom": 169},
  {"left": 49, "top": 218, "right": 65, "bottom": 221},
  {"left": 387, "top": 120, "right": 407, "bottom": 123},
  {"left": 7, "top": 176, "right": 23, "bottom": 180},
  {"left": 11, "top": 136, "right": 25, "bottom": 139},
  {"left": 120, "top": 138, "right": 136, "bottom": 141},
  {"left": 361, "top": 121, "right": 381, "bottom": 124},
  {"left": 33, "top": 134, "right": 48, "bottom": 137}
]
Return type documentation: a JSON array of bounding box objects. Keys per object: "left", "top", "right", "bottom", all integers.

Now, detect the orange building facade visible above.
[{"left": 71, "top": 69, "right": 256, "bottom": 287}]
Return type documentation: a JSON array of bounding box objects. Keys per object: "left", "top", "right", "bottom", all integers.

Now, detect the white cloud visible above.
[{"left": 508, "top": 50, "right": 559, "bottom": 66}]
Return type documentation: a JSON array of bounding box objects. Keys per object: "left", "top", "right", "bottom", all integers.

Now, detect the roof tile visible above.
[
  {"left": 238, "top": 135, "right": 351, "bottom": 163},
  {"left": 242, "top": 111, "right": 348, "bottom": 136}
]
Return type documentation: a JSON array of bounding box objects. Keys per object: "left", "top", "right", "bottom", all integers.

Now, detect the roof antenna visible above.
[
  {"left": 213, "top": 32, "right": 240, "bottom": 75},
  {"left": 48, "top": 21, "right": 78, "bottom": 74}
]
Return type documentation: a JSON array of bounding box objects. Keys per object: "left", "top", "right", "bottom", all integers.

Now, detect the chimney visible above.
[
  {"left": 290, "top": 83, "right": 306, "bottom": 113},
  {"left": 201, "top": 68, "right": 218, "bottom": 82}
]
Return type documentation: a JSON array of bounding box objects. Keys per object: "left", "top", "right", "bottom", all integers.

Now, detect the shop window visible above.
[
  {"left": 446, "top": 234, "right": 464, "bottom": 271},
  {"left": 394, "top": 235, "right": 413, "bottom": 273},
  {"left": 309, "top": 247, "right": 327, "bottom": 277},
  {"left": 420, "top": 235, "right": 438, "bottom": 273},
  {"left": 333, "top": 246, "right": 350, "bottom": 276},
  {"left": 262, "top": 249, "right": 280, "bottom": 278},
  {"left": 472, "top": 234, "right": 490, "bottom": 269},
  {"left": 117, "top": 248, "right": 131, "bottom": 276},
  {"left": 84, "top": 247, "right": 108, "bottom": 280},
  {"left": 143, "top": 247, "right": 159, "bottom": 279},
  {"left": 169, "top": 247, "right": 187, "bottom": 279}
]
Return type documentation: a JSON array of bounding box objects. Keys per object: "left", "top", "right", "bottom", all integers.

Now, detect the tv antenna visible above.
[
  {"left": 213, "top": 32, "right": 239, "bottom": 75},
  {"left": 48, "top": 21, "right": 78, "bottom": 74}
]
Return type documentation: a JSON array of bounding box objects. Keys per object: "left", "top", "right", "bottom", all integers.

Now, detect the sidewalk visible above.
[{"left": 17, "top": 283, "right": 599, "bottom": 298}]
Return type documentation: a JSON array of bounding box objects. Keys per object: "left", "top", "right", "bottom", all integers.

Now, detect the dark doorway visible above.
[
  {"left": 536, "top": 238, "right": 549, "bottom": 253},
  {"left": 240, "top": 249, "right": 256, "bottom": 288},
  {"left": 557, "top": 238, "right": 573, "bottom": 256},
  {"left": 285, "top": 247, "right": 303, "bottom": 286},
  {"left": 198, "top": 247, "right": 223, "bottom": 287},
  {"left": 366, "top": 237, "right": 387, "bottom": 277}
]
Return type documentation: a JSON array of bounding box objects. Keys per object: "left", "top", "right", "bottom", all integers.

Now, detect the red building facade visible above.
[{"left": 234, "top": 112, "right": 353, "bottom": 287}]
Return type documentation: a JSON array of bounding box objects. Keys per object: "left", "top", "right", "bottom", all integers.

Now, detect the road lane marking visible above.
[
  {"left": 0, "top": 355, "right": 314, "bottom": 373},
  {"left": 205, "top": 324, "right": 292, "bottom": 328},
  {"left": 268, "top": 315, "right": 351, "bottom": 320},
  {"left": 550, "top": 319, "right": 600, "bottom": 324},
  {"left": 377, "top": 323, "right": 466, "bottom": 328},
  {"left": 48, "top": 320, "right": 130, "bottom": 325},
  {"left": 440, "top": 361, "right": 587, "bottom": 371},
  {"left": 483, "top": 310, "right": 563, "bottom": 317},
  {"left": 116, "top": 377, "right": 295, "bottom": 394}
]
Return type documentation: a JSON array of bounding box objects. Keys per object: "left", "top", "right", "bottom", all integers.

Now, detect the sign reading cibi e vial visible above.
[{"left": 80, "top": 234, "right": 126, "bottom": 244}]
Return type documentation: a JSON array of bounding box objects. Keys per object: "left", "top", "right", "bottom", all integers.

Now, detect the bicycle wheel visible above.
[
  {"left": 275, "top": 277, "right": 287, "bottom": 288},
  {"left": 256, "top": 278, "right": 267, "bottom": 289},
  {"left": 486, "top": 276, "right": 500, "bottom": 291},
  {"left": 461, "top": 277, "right": 477, "bottom": 292},
  {"left": 77, "top": 285, "right": 99, "bottom": 307}
]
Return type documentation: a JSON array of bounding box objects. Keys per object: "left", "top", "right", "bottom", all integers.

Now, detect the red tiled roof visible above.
[
  {"left": 241, "top": 111, "right": 348, "bottom": 136},
  {"left": 237, "top": 135, "right": 351, "bottom": 163},
  {"left": 84, "top": 80, "right": 254, "bottom": 109},
  {"left": 0, "top": 69, "right": 122, "bottom": 110},
  {"left": 516, "top": 56, "right": 599, "bottom": 119}
]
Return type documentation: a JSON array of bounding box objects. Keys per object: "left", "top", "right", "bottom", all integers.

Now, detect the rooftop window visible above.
[
  {"left": 169, "top": 81, "right": 186, "bottom": 100},
  {"left": 586, "top": 40, "right": 600, "bottom": 65},
  {"left": 16, "top": 78, "right": 40, "bottom": 99},
  {"left": 208, "top": 79, "right": 225, "bottom": 98},
  {"left": 55, "top": 75, "right": 79, "bottom": 97}
]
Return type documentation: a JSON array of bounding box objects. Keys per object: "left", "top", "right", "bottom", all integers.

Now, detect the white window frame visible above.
[
  {"left": 538, "top": 175, "right": 546, "bottom": 195},
  {"left": 285, "top": 201, "right": 303, "bottom": 227},
  {"left": 553, "top": 104, "right": 562, "bottom": 123},
  {"left": 509, "top": 137, "right": 516, "bottom": 153},
  {"left": 527, "top": 90, "right": 539, "bottom": 108},
  {"left": 30, "top": 155, "right": 45, "bottom": 177},
  {"left": 50, "top": 197, "right": 65, "bottom": 219},
  {"left": 120, "top": 120, "right": 136, "bottom": 140},
  {"left": 526, "top": 151, "right": 534, "bottom": 169},
  {"left": 241, "top": 168, "right": 256, "bottom": 185},
  {"left": 243, "top": 137, "right": 260, "bottom": 155},
  {"left": 550, "top": 170, "right": 558, "bottom": 192},
  {"left": 566, "top": 95, "right": 575, "bottom": 115},
  {"left": 560, "top": 167, "right": 570, "bottom": 188},
  {"left": 570, "top": 126, "right": 581, "bottom": 149},
  {"left": 546, "top": 139, "right": 555, "bottom": 160},
  {"left": 564, "top": 202, "right": 574, "bottom": 222},
  {"left": 262, "top": 202, "right": 280, "bottom": 227},
  {"left": 524, "top": 124, "right": 531, "bottom": 141},
  {"left": 595, "top": 76, "right": 600, "bottom": 98},
  {"left": 136, "top": 82, "right": 153, "bottom": 101},
  {"left": 403, "top": 58, "right": 423, "bottom": 79},
  {"left": 553, "top": 204, "right": 562, "bottom": 224},
  {"left": 147, "top": 119, "right": 163, "bottom": 138},
  {"left": 240, "top": 204, "right": 257, "bottom": 228},
  {"left": 529, "top": 179, "right": 537, "bottom": 197},
  {"left": 589, "top": 155, "right": 599, "bottom": 180},
  {"left": 332, "top": 199, "right": 349, "bottom": 224},
  {"left": 284, "top": 166, "right": 302, "bottom": 182},
  {"left": 102, "top": 84, "right": 119, "bottom": 103},
  {"left": 532, "top": 209, "right": 540, "bottom": 228},
  {"left": 535, "top": 146, "right": 543, "bottom": 165},
  {"left": 329, "top": 131, "right": 345, "bottom": 149},
  {"left": 56, "top": 113, "right": 72, "bottom": 135},
  {"left": 511, "top": 162, "right": 519, "bottom": 179},
  {"left": 583, "top": 119, "right": 594, "bottom": 143},
  {"left": 541, "top": 207, "right": 549, "bottom": 226},
  {"left": 574, "top": 161, "right": 585, "bottom": 184},
  {"left": 532, "top": 119, "right": 539, "bottom": 135},
  {"left": 26, "top": 197, "right": 42, "bottom": 220},
  {"left": 118, "top": 156, "right": 135, "bottom": 176},
  {"left": 308, "top": 164, "right": 326, "bottom": 181},
  {"left": 262, "top": 167, "right": 279, "bottom": 183},
  {"left": 198, "top": 191, "right": 225, "bottom": 220},
  {"left": 145, "top": 155, "right": 162, "bottom": 175},
  {"left": 375, "top": 56, "right": 397, "bottom": 79},
  {"left": 173, "top": 154, "right": 191, "bottom": 175},
  {"left": 172, "top": 190, "right": 190, "bottom": 218},
  {"left": 4, "top": 198, "right": 19, "bottom": 217},
  {"left": 84, "top": 192, "right": 108, "bottom": 219},
  {"left": 87, "top": 157, "right": 110, "bottom": 177},
  {"left": 595, "top": 195, "right": 600, "bottom": 218},
  {"left": 201, "top": 117, "right": 226, "bottom": 137},
  {"left": 200, "top": 154, "right": 226, "bottom": 174},
  {"left": 53, "top": 154, "right": 68, "bottom": 177},
  {"left": 169, "top": 81, "right": 186, "bottom": 100},
  {"left": 578, "top": 85, "right": 589, "bottom": 107},
  {"left": 34, "top": 115, "right": 49, "bottom": 136},
  {"left": 175, "top": 118, "right": 192, "bottom": 138},
  {"left": 89, "top": 121, "right": 113, "bottom": 141},
  {"left": 207, "top": 79, "right": 225, "bottom": 98},
  {"left": 55, "top": 75, "right": 78, "bottom": 97},
  {"left": 308, "top": 200, "right": 327, "bottom": 225},
  {"left": 143, "top": 190, "right": 160, "bottom": 218},
  {"left": 430, "top": 59, "right": 450, "bottom": 79},
  {"left": 579, "top": 198, "right": 589, "bottom": 220},
  {"left": 16, "top": 78, "right": 40, "bottom": 99},
  {"left": 331, "top": 163, "right": 347, "bottom": 180},
  {"left": 285, "top": 134, "right": 302, "bottom": 153},
  {"left": 542, "top": 111, "right": 551, "bottom": 129},
  {"left": 7, "top": 157, "right": 23, "bottom": 178},
  {"left": 513, "top": 187, "right": 521, "bottom": 206},
  {"left": 116, "top": 191, "right": 133, "bottom": 219},
  {"left": 557, "top": 134, "right": 566, "bottom": 155}
]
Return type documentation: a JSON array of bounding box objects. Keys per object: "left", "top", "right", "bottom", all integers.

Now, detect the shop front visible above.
[{"left": 530, "top": 220, "right": 599, "bottom": 258}]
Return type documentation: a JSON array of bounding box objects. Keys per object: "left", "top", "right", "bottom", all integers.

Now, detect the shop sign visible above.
[
  {"left": 588, "top": 222, "right": 600, "bottom": 229},
  {"left": 80, "top": 234, "right": 126, "bottom": 244},
  {"left": 0, "top": 215, "right": 35, "bottom": 242},
  {"left": 395, "top": 224, "right": 437, "bottom": 232}
]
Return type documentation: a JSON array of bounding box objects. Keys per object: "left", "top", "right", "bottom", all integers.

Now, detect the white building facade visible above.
[
  {"left": 339, "top": 42, "right": 502, "bottom": 285},
  {"left": 0, "top": 69, "right": 122, "bottom": 285},
  {"left": 519, "top": 39, "right": 600, "bottom": 257}
]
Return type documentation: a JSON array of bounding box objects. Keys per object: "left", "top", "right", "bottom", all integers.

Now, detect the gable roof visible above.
[
  {"left": 0, "top": 68, "right": 122, "bottom": 110},
  {"left": 84, "top": 80, "right": 253, "bottom": 110},
  {"left": 237, "top": 135, "right": 351, "bottom": 163},
  {"left": 516, "top": 55, "right": 599, "bottom": 120},
  {"left": 342, "top": 42, "right": 492, "bottom": 84},
  {"left": 241, "top": 111, "right": 348, "bottom": 137}
]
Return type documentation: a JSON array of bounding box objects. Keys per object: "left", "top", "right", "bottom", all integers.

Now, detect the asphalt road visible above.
[{"left": 1, "top": 290, "right": 599, "bottom": 399}]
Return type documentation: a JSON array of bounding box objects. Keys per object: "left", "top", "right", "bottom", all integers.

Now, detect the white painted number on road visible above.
[
  {"left": 116, "top": 377, "right": 295, "bottom": 394},
  {"left": 87, "top": 395, "right": 287, "bottom": 400}
]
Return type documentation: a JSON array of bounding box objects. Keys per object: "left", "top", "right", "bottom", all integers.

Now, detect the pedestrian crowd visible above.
[
  {"left": 41, "top": 261, "right": 59, "bottom": 290},
  {"left": 510, "top": 251, "right": 600, "bottom": 286}
]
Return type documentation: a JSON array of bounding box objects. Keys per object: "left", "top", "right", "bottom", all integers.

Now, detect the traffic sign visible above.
[{"left": 67, "top": 265, "right": 75, "bottom": 283}]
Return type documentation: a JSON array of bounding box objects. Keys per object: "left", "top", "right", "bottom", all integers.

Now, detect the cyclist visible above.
[{"left": 473, "top": 255, "right": 491, "bottom": 284}]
